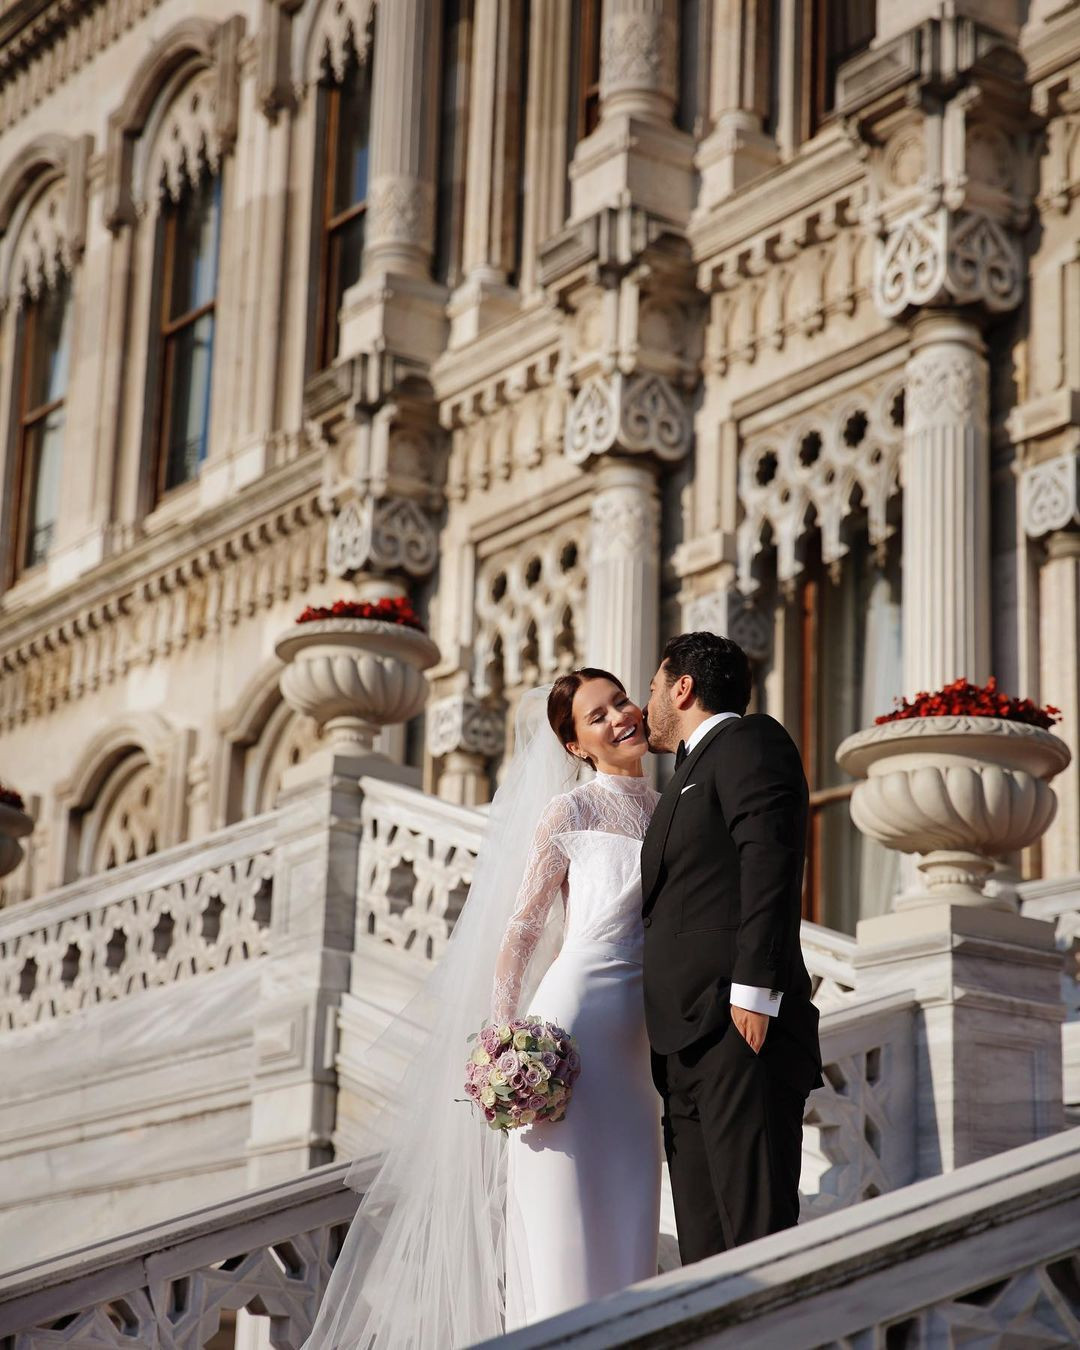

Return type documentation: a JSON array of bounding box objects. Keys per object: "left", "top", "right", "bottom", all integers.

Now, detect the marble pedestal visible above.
[{"left": 854, "top": 904, "right": 1065, "bottom": 1179}]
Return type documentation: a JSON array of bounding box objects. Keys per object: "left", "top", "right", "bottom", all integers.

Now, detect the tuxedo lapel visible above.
[{"left": 641, "top": 718, "right": 737, "bottom": 911}]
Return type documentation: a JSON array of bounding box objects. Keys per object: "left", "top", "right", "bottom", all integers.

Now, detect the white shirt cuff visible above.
[{"left": 730, "top": 983, "right": 783, "bottom": 1017}]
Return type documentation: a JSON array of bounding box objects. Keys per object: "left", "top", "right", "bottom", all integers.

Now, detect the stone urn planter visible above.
[
  {"left": 836, "top": 715, "right": 1072, "bottom": 909},
  {"left": 0, "top": 798, "right": 33, "bottom": 879},
  {"left": 275, "top": 612, "right": 440, "bottom": 755}
]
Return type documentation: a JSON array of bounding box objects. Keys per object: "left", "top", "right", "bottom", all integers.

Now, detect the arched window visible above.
[
  {"left": 314, "top": 53, "right": 372, "bottom": 368},
  {"left": 9, "top": 272, "right": 71, "bottom": 579},
  {"left": 154, "top": 169, "right": 221, "bottom": 496}
]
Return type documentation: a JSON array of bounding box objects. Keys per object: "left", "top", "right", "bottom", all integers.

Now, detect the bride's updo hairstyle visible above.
[{"left": 547, "top": 668, "right": 626, "bottom": 770}]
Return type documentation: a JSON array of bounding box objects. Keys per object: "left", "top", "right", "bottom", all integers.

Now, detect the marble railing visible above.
[
  {"left": 0, "top": 814, "right": 277, "bottom": 1033},
  {"left": 493, "top": 1126, "right": 1080, "bottom": 1349},
  {"left": 803, "top": 992, "right": 917, "bottom": 1217},
  {"left": 356, "top": 777, "right": 482, "bottom": 961},
  {"left": 3, "top": 1126, "right": 1076, "bottom": 1350},
  {"left": 0, "top": 1160, "right": 369, "bottom": 1350}
]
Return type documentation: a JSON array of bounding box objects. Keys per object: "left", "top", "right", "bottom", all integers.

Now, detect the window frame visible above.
[
  {"left": 313, "top": 65, "right": 370, "bottom": 372},
  {"left": 152, "top": 172, "right": 222, "bottom": 503},
  {"left": 7, "top": 277, "right": 71, "bottom": 585}
]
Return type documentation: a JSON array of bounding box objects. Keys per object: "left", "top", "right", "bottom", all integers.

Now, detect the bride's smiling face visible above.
[{"left": 567, "top": 678, "right": 648, "bottom": 774}]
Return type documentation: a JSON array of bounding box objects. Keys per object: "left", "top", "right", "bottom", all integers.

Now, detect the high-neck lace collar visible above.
[{"left": 592, "top": 770, "right": 654, "bottom": 795}]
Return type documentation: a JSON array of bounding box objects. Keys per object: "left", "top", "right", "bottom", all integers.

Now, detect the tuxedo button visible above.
[{"left": 643, "top": 916, "right": 652, "bottom": 928}]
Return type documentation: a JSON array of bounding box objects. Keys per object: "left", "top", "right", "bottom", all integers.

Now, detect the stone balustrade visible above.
[
  {"left": 3, "top": 1125, "right": 1076, "bottom": 1349},
  {"left": 0, "top": 813, "right": 278, "bottom": 1034},
  {"left": 0, "top": 1159, "right": 369, "bottom": 1349},
  {"left": 491, "top": 1127, "right": 1080, "bottom": 1349}
]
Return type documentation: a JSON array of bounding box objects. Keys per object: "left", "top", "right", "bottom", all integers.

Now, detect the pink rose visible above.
[
  {"left": 541, "top": 1052, "right": 558, "bottom": 1070},
  {"left": 524, "top": 1067, "right": 543, "bottom": 1087},
  {"left": 510, "top": 1072, "right": 526, "bottom": 1090},
  {"left": 497, "top": 1051, "right": 518, "bottom": 1074},
  {"left": 528, "top": 1095, "right": 545, "bottom": 1112}
]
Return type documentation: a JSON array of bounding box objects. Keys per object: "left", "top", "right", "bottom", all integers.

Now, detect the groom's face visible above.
[{"left": 644, "top": 662, "right": 680, "bottom": 754}]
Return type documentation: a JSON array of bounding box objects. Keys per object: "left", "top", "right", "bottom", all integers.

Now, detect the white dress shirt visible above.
[{"left": 682, "top": 712, "right": 783, "bottom": 1018}]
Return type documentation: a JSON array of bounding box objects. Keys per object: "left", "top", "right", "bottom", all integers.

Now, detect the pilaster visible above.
[
  {"left": 695, "top": 0, "right": 779, "bottom": 208},
  {"left": 1022, "top": 451, "right": 1080, "bottom": 877},
  {"left": 246, "top": 767, "right": 364, "bottom": 1186}
]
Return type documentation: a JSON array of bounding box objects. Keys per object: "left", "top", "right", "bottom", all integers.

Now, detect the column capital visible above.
[
  {"left": 874, "top": 208, "right": 1025, "bottom": 323},
  {"left": 565, "top": 371, "right": 692, "bottom": 468},
  {"left": 327, "top": 496, "right": 439, "bottom": 580},
  {"left": 1021, "top": 451, "right": 1080, "bottom": 541},
  {"left": 683, "top": 587, "right": 772, "bottom": 664},
  {"left": 426, "top": 693, "right": 506, "bottom": 761}
]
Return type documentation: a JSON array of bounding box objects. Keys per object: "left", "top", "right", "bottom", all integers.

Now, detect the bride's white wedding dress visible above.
[{"left": 493, "top": 770, "right": 663, "bottom": 1328}]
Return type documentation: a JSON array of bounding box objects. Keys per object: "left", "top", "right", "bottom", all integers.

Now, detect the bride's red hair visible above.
[{"left": 547, "top": 668, "right": 625, "bottom": 769}]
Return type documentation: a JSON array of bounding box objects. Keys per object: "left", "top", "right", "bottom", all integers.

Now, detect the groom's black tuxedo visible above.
[{"left": 641, "top": 713, "right": 822, "bottom": 1262}]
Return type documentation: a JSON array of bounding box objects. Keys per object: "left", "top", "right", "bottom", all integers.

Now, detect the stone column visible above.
[
  {"left": 599, "top": 0, "right": 678, "bottom": 124},
  {"left": 364, "top": 0, "right": 441, "bottom": 279},
  {"left": 585, "top": 461, "right": 660, "bottom": 708},
  {"left": 902, "top": 311, "right": 992, "bottom": 694},
  {"left": 569, "top": 0, "right": 691, "bottom": 224},
  {"left": 1022, "top": 451, "right": 1080, "bottom": 877}
]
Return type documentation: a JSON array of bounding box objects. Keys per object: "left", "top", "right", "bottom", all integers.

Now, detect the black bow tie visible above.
[{"left": 675, "top": 740, "right": 688, "bottom": 768}]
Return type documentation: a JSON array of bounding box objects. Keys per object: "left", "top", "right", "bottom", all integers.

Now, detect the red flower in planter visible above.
[
  {"left": 876, "top": 677, "right": 1061, "bottom": 731},
  {"left": 0, "top": 782, "right": 25, "bottom": 810},
  {"left": 295, "top": 596, "right": 425, "bottom": 632}
]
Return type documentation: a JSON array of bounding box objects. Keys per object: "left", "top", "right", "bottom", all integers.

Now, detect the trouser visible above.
[{"left": 653, "top": 1018, "right": 813, "bottom": 1266}]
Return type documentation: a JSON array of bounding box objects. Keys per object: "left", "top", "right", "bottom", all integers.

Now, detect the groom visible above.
[{"left": 641, "top": 631, "right": 822, "bottom": 1264}]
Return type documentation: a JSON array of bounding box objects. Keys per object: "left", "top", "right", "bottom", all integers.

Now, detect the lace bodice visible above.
[{"left": 491, "top": 772, "right": 660, "bottom": 1022}]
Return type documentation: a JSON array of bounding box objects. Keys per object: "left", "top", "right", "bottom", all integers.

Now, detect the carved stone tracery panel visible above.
[
  {"left": 737, "top": 373, "right": 905, "bottom": 593},
  {"left": 473, "top": 522, "right": 587, "bottom": 700}
]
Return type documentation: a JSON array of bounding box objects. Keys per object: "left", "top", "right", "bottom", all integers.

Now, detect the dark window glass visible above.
[
  {"left": 11, "top": 276, "right": 72, "bottom": 577},
  {"left": 434, "top": 0, "right": 472, "bottom": 287},
  {"left": 317, "top": 58, "right": 372, "bottom": 368},
  {"left": 566, "top": 0, "right": 602, "bottom": 215},
  {"left": 157, "top": 173, "right": 221, "bottom": 495},
  {"left": 800, "top": 531, "right": 902, "bottom": 931}
]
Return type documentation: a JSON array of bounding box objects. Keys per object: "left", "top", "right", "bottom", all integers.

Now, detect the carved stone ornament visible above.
[
  {"left": 367, "top": 176, "right": 434, "bottom": 247},
  {"left": 327, "top": 497, "right": 438, "bottom": 579},
  {"left": 737, "top": 373, "right": 905, "bottom": 593},
  {"left": 8, "top": 178, "right": 70, "bottom": 307},
  {"left": 589, "top": 484, "right": 659, "bottom": 566},
  {"left": 565, "top": 372, "right": 691, "bottom": 466},
  {"left": 474, "top": 521, "right": 587, "bottom": 698},
  {"left": 426, "top": 694, "right": 506, "bottom": 760},
  {"left": 1021, "top": 452, "right": 1080, "bottom": 539},
  {"left": 684, "top": 589, "right": 772, "bottom": 664},
  {"left": 874, "top": 208, "right": 1023, "bottom": 320},
  {"left": 905, "top": 343, "right": 986, "bottom": 438},
  {"left": 151, "top": 69, "right": 222, "bottom": 206},
  {"left": 602, "top": 6, "right": 677, "bottom": 99}
]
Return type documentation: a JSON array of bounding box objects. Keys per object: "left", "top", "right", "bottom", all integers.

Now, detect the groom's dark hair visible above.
[{"left": 662, "top": 632, "right": 752, "bottom": 716}]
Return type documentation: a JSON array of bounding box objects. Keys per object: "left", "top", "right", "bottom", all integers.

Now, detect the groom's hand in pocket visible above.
[{"left": 731, "top": 1005, "right": 769, "bottom": 1054}]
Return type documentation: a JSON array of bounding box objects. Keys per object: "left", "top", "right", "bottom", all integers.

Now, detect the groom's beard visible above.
[{"left": 644, "top": 710, "right": 676, "bottom": 755}]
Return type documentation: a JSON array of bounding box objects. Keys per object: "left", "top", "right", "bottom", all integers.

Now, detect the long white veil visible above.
[{"left": 303, "top": 687, "right": 579, "bottom": 1349}]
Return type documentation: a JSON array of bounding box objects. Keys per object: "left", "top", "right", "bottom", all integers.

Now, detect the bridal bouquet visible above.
[{"left": 464, "top": 1018, "right": 581, "bottom": 1132}]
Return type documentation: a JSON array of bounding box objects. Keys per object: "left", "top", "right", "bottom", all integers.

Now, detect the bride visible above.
[{"left": 303, "top": 669, "right": 662, "bottom": 1348}]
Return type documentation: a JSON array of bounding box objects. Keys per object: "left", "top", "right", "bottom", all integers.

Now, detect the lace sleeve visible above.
[{"left": 490, "top": 794, "right": 576, "bottom": 1023}]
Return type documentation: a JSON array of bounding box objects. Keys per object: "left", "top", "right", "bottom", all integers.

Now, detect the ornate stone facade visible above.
[{"left": 0, "top": 0, "right": 1079, "bottom": 1284}]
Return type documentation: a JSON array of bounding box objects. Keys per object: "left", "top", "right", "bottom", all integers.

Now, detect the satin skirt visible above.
[{"left": 504, "top": 939, "right": 663, "bottom": 1329}]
